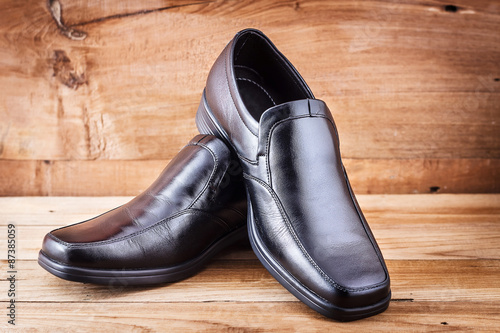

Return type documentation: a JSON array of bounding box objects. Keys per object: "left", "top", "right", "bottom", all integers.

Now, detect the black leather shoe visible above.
[
  {"left": 196, "top": 29, "right": 391, "bottom": 321},
  {"left": 38, "top": 135, "right": 247, "bottom": 285}
]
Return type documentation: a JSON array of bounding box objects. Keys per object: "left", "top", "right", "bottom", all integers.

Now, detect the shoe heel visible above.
[{"left": 196, "top": 90, "right": 230, "bottom": 142}]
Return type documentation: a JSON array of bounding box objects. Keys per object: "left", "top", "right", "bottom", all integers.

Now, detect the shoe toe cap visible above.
[{"left": 41, "top": 231, "right": 75, "bottom": 265}]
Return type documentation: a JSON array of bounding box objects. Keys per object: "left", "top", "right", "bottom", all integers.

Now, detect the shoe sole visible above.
[
  {"left": 38, "top": 225, "right": 247, "bottom": 286},
  {"left": 196, "top": 91, "right": 391, "bottom": 321}
]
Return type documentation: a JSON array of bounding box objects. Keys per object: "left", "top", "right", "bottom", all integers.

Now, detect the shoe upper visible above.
[
  {"left": 205, "top": 29, "right": 314, "bottom": 162},
  {"left": 202, "top": 29, "right": 390, "bottom": 309},
  {"left": 41, "top": 135, "right": 247, "bottom": 269}
]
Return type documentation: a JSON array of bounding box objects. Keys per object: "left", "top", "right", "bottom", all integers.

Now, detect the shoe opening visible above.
[{"left": 232, "top": 30, "right": 313, "bottom": 121}]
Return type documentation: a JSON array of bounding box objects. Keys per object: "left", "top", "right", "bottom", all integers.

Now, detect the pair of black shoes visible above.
[{"left": 39, "top": 29, "right": 391, "bottom": 321}]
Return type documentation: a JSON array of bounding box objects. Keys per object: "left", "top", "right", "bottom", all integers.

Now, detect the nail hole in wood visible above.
[
  {"left": 430, "top": 186, "right": 440, "bottom": 193},
  {"left": 444, "top": 5, "right": 458, "bottom": 13},
  {"left": 494, "top": 78, "right": 500, "bottom": 82},
  {"left": 441, "top": 322, "right": 448, "bottom": 325}
]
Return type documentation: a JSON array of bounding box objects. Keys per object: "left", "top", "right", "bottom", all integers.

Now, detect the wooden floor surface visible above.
[{"left": 0, "top": 194, "right": 499, "bottom": 331}]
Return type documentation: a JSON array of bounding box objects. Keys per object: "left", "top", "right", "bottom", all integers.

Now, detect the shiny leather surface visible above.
[
  {"left": 201, "top": 29, "right": 390, "bottom": 312},
  {"left": 205, "top": 29, "right": 313, "bottom": 162},
  {"left": 41, "top": 135, "right": 247, "bottom": 269}
]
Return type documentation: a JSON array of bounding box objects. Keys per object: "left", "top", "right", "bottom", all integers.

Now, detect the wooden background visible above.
[
  {"left": 0, "top": 0, "right": 499, "bottom": 196},
  {"left": 0, "top": 2, "right": 499, "bottom": 331}
]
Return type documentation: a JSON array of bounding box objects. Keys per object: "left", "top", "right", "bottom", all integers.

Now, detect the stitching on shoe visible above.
[
  {"left": 263, "top": 115, "right": 311, "bottom": 185},
  {"left": 236, "top": 77, "right": 276, "bottom": 106},
  {"left": 236, "top": 152, "right": 258, "bottom": 165},
  {"left": 51, "top": 142, "right": 225, "bottom": 247},
  {"left": 244, "top": 173, "right": 382, "bottom": 293},
  {"left": 47, "top": 205, "right": 124, "bottom": 234},
  {"left": 198, "top": 142, "right": 233, "bottom": 205},
  {"left": 258, "top": 114, "right": 387, "bottom": 292},
  {"left": 42, "top": 225, "right": 248, "bottom": 271},
  {"left": 248, "top": 198, "right": 330, "bottom": 304},
  {"left": 188, "top": 141, "right": 244, "bottom": 234},
  {"left": 47, "top": 232, "right": 70, "bottom": 246},
  {"left": 187, "top": 142, "right": 219, "bottom": 209},
  {"left": 54, "top": 210, "right": 223, "bottom": 248},
  {"left": 234, "top": 64, "right": 263, "bottom": 81},
  {"left": 258, "top": 114, "right": 311, "bottom": 157},
  {"left": 244, "top": 173, "right": 349, "bottom": 293},
  {"left": 340, "top": 159, "right": 390, "bottom": 283},
  {"left": 47, "top": 211, "right": 188, "bottom": 247}
]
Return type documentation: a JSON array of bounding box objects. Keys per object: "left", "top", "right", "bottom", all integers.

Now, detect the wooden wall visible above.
[{"left": 0, "top": 0, "right": 499, "bottom": 196}]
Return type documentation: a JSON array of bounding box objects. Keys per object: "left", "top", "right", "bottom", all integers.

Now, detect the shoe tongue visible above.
[{"left": 258, "top": 99, "right": 331, "bottom": 154}]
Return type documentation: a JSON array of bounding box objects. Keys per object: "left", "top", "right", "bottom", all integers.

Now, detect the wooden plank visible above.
[
  {"left": 0, "top": 301, "right": 498, "bottom": 332},
  {"left": 0, "top": 160, "right": 168, "bottom": 196},
  {"left": 0, "top": 0, "right": 499, "bottom": 162},
  {"left": 0, "top": 194, "right": 498, "bottom": 331},
  {"left": 1, "top": 158, "right": 498, "bottom": 196},
  {"left": 359, "top": 194, "right": 500, "bottom": 260},
  {"left": 59, "top": 0, "right": 213, "bottom": 26},
  {"left": 0, "top": 194, "right": 495, "bottom": 219},
  {"left": 1, "top": 195, "right": 498, "bottom": 260},
  {"left": 0, "top": 196, "right": 133, "bottom": 226},
  {"left": 59, "top": 0, "right": 500, "bottom": 26},
  {"left": 0, "top": 259, "right": 498, "bottom": 303},
  {"left": 345, "top": 158, "right": 500, "bottom": 194}
]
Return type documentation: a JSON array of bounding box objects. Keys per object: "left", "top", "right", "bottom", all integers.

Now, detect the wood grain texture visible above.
[
  {"left": 0, "top": 302, "right": 498, "bottom": 332},
  {"left": 1, "top": 158, "right": 498, "bottom": 196},
  {"left": 1, "top": 195, "right": 499, "bottom": 261},
  {"left": 1, "top": 0, "right": 499, "bottom": 195},
  {"left": 0, "top": 195, "right": 499, "bottom": 331},
  {"left": 2, "top": 259, "right": 498, "bottom": 303}
]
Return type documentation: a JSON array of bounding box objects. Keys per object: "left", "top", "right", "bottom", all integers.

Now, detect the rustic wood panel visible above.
[
  {"left": 1, "top": 0, "right": 498, "bottom": 160},
  {"left": 0, "top": 0, "right": 499, "bottom": 195},
  {"left": 0, "top": 195, "right": 499, "bottom": 330}
]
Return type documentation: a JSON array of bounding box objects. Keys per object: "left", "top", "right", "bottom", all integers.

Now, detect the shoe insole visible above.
[{"left": 235, "top": 65, "right": 277, "bottom": 121}]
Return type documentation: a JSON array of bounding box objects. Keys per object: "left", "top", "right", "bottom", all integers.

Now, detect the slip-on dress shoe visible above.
[
  {"left": 38, "top": 134, "right": 247, "bottom": 285},
  {"left": 196, "top": 29, "right": 391, "bottom": 321}
]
